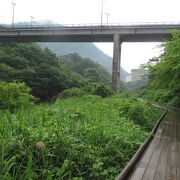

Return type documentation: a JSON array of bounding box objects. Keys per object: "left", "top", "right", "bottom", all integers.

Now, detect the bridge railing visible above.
[
  {"left": 63, "top": 21, "right": 180, "bottom": 27},
  {"left": 0, "top": 21, "right": 180, "bottom": 29}
]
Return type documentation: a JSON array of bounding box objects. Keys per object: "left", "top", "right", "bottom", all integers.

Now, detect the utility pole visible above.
[
  {"left": 106, "top": 12, "right": 110, "bottom": 25},
  {"left": 30, "top": 16, "right": 34, "bottom": 27},
  {"left": 100, "top": 0, "right": 105, "bottom": 26},
  {"left": 12, "top": 2, "right": 16, "bottom": 28}
]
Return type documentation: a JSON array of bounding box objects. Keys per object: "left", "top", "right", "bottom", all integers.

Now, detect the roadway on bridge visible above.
[
  {"left": 128, "top": 109, "right": 180, "bottom": 180},
  {"left": 1, "top": 23, "right": 180, "bottom": 42}
]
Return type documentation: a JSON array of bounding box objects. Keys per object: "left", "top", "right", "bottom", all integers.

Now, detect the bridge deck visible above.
[
  {"left": 1, "top": 24, "right": 180, "bottom": 42},
  {"left": 128, "top": 109, "right": 180, "bottom": 180}
]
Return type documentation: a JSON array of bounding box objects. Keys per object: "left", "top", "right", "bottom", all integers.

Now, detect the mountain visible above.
[
  {"left": 38, "top": 42, "right": 128, "bottom": 81},
  {"left": 0, "top": 20, "right": 59, "bottom": 28}
]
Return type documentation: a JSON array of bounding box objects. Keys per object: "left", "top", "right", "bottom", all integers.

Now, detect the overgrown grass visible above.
[{"left": 0, "top": 94, "right": 163, "bottom": 179}]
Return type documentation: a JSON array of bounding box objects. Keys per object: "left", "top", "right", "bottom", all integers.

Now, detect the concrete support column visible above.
[{"left": 112, "top": 34, "right": 122, "bottom": 92}]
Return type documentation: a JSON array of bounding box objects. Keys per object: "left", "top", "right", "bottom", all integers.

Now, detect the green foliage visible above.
[
  {"left": 84, "top": 83, "right": 113, "bottom": 97},
  {"left": 60, "top": 53, "right": 112, "bottom": 86},
  {"left": 140, "top": 31, "right": 180, "bottom": 107},
  {"left": 59, "top": 87, "right": 87, "bottom": 98},
  {"left": 0, "top": 95, "right": 162, "bottom": 179},
  {"left": 0, "top": 43, "right": 86, "bottom": 101},
  {"left": 60, "top": 83, "right": 113, "bottom": 99},
  {"left": 0, "top": 43, "right": 113, "bottom": 102},
  {"left": 114, "top": 95, "right": 160, "bottom": 130},
  {"left": 38, "top": 42, "right": 129, "bottom": 81},
  {"left": 0, "top": 81, "right": 35, "bottom": 110}
]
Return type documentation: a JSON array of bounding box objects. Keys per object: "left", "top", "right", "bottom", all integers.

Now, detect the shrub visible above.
[
  {"left": 85, "top": 83, "right": 113, "bottom": 98},
  {"left": 82, "top": 94, "right": 102, "bottom": 101},
  {"left": 60, "top": 83, "right": 113, "bottom": 99},
  {"left": 59, "top": 87, "right": 87, "bottom": 98},
  {"left": 0, "top": 81, "right": 36, "bottom": 110}
]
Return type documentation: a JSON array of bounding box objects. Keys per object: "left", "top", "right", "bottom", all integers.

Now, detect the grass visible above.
[{"left": 0, "top": 94, "right": 163, "bottom": 179}]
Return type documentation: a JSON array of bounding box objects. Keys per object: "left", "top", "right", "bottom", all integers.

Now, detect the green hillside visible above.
[
  {"left": 60, "top": 53, "right": 112, "bottom": 86},
  {"left": 0, "top": 42, "right": 113, "bottom": 101},
  {"left": 38, "top": 42, "right": 128, "bottom": 81}
]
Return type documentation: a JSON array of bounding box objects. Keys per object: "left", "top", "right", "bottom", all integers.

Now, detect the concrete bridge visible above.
[{"left": 1, "top": 23, "right": 180, "bottom": 92}]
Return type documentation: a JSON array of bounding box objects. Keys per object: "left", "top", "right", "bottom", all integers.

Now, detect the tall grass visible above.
[{"left": 0, "top": 94, "right": 162, "bottom": 179}]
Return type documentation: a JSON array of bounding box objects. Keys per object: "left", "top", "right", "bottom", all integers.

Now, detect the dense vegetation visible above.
[
  {"left": 0, "top": 43, "right": 111, "bottom": 101},
  {"left": 60, "top": 83, "right": 113, "bottom": 99},
  {"left": 39, "top": 42, "right": 128, "bottom": 81},
  {"left": 139, "top": 31, "right": 180, "bottom": 107},
  {"left": 0, "top": 81, "right": 35, "bottom": 111},
  {"left": 60, "top": 53, "right": 111, "bottom": 86},
  {"left": 0, "top": 93, "right": 162, "bottom": 179}
]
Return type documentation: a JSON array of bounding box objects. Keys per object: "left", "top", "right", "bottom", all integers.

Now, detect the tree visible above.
[
  {"left": 60, "top": 53, "right": 112, "bottom": 86},
  {"left": 0, "top": 43, "right": 85, "bottom": 101},
  {"left": 141, "top": 31, "right": 180, "bottom": 107}
]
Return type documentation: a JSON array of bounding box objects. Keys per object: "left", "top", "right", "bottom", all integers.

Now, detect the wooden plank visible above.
[
  {"left": 164, "top": 117, "right": 171, "bottom": 140},
  {"left": 153, "top": 140, "right": 169, "bottom": 180},
  {"left": 117, "top": 110, "right": 167, "bottom": 180},
  {"left": 140, "top": 139, "right": 164, "bottom": 180},
  {"left": 176, "top": 122, "right": 180, "bottom": 180},
  {"left": 128, "top": 110, "right": 180, "bottom": 180},
  {"left": 177, "top": 141, "right": 180, "bottom": 180},
  {"left": 156, "top": 123, "right": 164, "bottom": 138},
  {"left": 129, "top": 167, "right": 145, "bottom": 180},
  {"left": 153, "top": 118, "right": 169, "bottom": 180},
  {"left": 129, "top": 112, "right": 168, "bottom": 180},
  {"left": 156, "top": 122, "right": 168, "bottom": 139},
  {"left": 129, "top": 138, "right": 160, "bottom": 180},
  {"left": 165, "top": 113, "right": 177, "bottom": 180}
]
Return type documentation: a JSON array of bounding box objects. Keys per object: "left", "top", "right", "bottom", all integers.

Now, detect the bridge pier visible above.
[{"left": 112, "top": 34, "right": 122, "bottom": 92}]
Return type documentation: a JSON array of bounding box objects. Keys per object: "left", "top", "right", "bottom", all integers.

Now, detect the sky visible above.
[{"left": 0, "top": 0, "right": 180, "bottom": 72}]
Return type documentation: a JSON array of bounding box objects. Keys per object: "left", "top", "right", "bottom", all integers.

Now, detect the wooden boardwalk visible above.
[{"left": 128, "top": 109, "right": 180, "bottom": 180}]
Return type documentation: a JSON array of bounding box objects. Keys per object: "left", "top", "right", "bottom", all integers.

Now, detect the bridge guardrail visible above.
[{"left": 0, "top": 21, "right": 180, "bottom": 30}]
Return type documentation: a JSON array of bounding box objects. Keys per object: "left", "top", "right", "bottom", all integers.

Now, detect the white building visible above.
[{"left": 125, "top": 68, "right": 148, "bottom": 82}]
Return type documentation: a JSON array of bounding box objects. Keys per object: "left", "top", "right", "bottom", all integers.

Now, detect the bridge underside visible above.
[{"left": 0, "top": 34, "right": 171, "bottom": 42}]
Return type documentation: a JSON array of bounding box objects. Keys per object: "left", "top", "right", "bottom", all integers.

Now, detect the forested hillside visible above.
[
  {"left": 0, "top": 43, "right": 111, "bottom": 101},
  {"left": 38, "top": 42, "right": 128, "bottom": 81},
  {"left": 60, "top": 53, "right": 111, "bottom": 86},
  {"left": 140, "top": 31, "right": 180, "bottom": 107}
]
